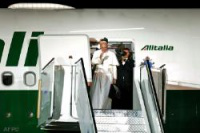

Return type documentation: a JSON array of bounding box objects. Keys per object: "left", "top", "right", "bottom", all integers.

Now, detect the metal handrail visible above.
[
  {"left": 75, "top": 58, "right": 98, "bottom": 133},
  {"left": 145, "top": 60, "right": 164, "bottom": 132},
  {"left": 42, "top": 58, "right": 55, "bottom": 70},
  {"left": 69, "top": 64, "right": 78, "bottom": 120}
]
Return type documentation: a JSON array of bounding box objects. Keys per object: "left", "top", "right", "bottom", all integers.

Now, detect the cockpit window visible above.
[
  {"left": 2, "top": 72, "right": 13, "bottom": 86},
  {"left": 24, "top": 72, "right": 36, "bottom": 86}
]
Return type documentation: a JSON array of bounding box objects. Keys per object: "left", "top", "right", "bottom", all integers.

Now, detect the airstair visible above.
[
  {"left": 94, "top": 110, "right": 147, "bottom": 133},
  {"left": 37, "top": 58, "right": 165, "bottom": 133},
  {"left": 37, "top": 35, "right": 166, "bottom": 133}
]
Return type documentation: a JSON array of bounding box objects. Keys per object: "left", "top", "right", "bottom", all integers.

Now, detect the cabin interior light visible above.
[{"left": 8, "top": 3, "right": 75, "bottom": 9}]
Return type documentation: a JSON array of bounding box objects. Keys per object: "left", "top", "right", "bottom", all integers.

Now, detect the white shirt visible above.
[{"left": 122, "top": 58, "right": 128, "bottom": 65}]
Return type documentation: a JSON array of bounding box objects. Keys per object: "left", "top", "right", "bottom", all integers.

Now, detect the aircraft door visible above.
[{"left": 38, "top": 35, "right": 94, "bottom": 131}]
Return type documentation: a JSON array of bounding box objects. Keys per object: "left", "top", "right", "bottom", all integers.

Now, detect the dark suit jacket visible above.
[
  {"left": 116, "top": 58, "right": 135, "bottom": 91},
  {"left": 113, "top": 58, "right": 135, "bottom": 109}
]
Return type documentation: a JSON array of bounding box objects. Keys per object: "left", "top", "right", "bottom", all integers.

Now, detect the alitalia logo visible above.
[
  {"left": 141, "top": 45, "right": 174, "bottom": 51},
  {"left": 0, "top": 31, "right": 44, "bottom": 66}
]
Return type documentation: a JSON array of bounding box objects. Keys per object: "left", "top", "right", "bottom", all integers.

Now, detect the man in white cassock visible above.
[{"left": 90, "top": 38, "right": 119, "bottom": 109}]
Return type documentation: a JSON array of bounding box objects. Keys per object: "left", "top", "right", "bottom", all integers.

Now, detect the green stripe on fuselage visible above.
[
  {"left": 0, "top": 39, "right": 5, "bottom": 63},
  {"left": 0, "top": 90, "right": 45, "bottom": 133},
  {"left": 24, "top": 39, "right": 39, "bottom": 66},
  {"left": 31, "top": 32, "right": 44, "bottom": 37},
  {"left": 24, "top": 32, "right": 44, "bottom": 66},
  {"left": 6, "top": 32, "right": 26, "bottom": 66}
]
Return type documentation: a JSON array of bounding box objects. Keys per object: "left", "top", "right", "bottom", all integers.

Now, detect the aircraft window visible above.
[
  {"left": 2, "top": 72, "right": 13, "bottom": 86},
  {"left": 24, "top": 72, "right": 36, "bottom": 86}
]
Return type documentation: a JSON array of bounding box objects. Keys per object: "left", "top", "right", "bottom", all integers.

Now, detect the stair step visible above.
[
  {"left": 40, "top": 122, "right": 80, "bottom": 131},
  {"left": 94, "top": 110, "right": 143, "bottom": 117},
  {"left": 95, "top": 116, "right": 145, "bottom": 124},
  {"left": 96, "top": 124, "right": 147, "bottom": 132}
]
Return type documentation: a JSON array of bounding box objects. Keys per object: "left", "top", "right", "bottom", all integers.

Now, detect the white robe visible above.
[{"left": 90, "top": 50, "right": 119, "bottom": 109}]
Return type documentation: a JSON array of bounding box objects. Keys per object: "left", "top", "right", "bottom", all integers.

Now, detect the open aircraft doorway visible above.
[
  {"left": 89, "top": 38, "right": 136, "bottom": 111},
  {"left": 89, "top": 38, "right": 148, "bottom": 132}
]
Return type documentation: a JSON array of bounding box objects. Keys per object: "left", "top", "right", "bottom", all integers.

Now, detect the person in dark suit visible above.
[{"left": 112, "top": 48, "right": 135, "bottom": 109}]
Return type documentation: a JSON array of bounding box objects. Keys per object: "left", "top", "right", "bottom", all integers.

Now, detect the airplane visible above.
[{"left": 0, "top": 9, "right": 200, "bottom": 133}]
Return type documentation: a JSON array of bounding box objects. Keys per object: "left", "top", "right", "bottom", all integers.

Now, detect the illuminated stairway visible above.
[{"left": 94, "top": 110, "right": 148, "bottom": 133}]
